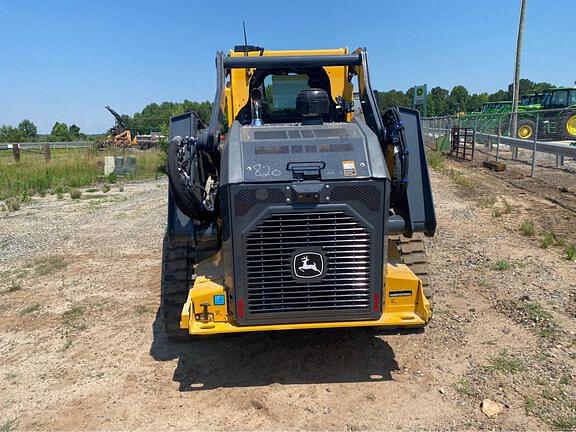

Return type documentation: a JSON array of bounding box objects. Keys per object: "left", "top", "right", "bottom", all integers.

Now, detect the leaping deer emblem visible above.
[{"left": 298, "top": 255, "right": 321, "bottom": 275}]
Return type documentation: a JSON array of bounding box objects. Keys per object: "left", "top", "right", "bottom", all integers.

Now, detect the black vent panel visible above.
[
  {"left": 244, "top": 211, "right": 372, "bottom": 314},
  {"left": 331, "top": 185, "right": 381, "bottom": 211},
  {"left": 234, "top": 188, "right": 286, "bottom": 217}
]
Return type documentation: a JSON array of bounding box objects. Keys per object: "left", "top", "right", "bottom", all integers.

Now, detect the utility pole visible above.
[{"left": 511, "top": 0, "right": 527, "bottom": 157}]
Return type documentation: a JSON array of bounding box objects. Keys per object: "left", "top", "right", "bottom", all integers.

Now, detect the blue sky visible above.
[{"left": 0, "top": 0, "right": 574, "bottom": 134}]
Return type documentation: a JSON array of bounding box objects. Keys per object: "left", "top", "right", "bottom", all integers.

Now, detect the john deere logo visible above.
[{"left": 293, "top": 252, "right": 324, "bottom": 279}]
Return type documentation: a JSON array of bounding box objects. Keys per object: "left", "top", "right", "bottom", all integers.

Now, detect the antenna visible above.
[{"left": 243, "top": 21, "right": 248, "bottom": 56}]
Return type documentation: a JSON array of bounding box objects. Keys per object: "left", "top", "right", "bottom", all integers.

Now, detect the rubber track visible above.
[
  {"left": 390, "top": 233, "right": 433, "bottom": 306},
  {"left": 160, "top": 235, "right": 195, "bottom": 340}
]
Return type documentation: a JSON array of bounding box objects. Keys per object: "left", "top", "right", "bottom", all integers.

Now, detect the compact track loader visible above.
[{"left": 162, "top": 46, "right": 436, "bottom": 338}]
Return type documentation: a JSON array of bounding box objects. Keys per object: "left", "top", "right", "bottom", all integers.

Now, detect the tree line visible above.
[
  {"left": 0, "top": 120, "right": 87, "bottom": 143},
  {"left": 0, "top": 78, "right": 558, "bottom": 143},
  {"left": 375, "top": 78, "right": 555, "bottom": 116}
]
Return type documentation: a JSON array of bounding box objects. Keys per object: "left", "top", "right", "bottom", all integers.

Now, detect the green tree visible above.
[
  {"left": 0, "top": 125, "right": 23, "bottom": 142},
  {"left": 69, "top": 124, "right": 81, "bottom": 138},
  {"left": 488, "top": 89, "right": 510, "bottom": 102},
  {"left": 427, "top": 87, "right": 449, "bottom": 116},
  {"left": 448, "top": 85, "right": 469, "bottom": 113},
  {"left": 374, "top": 90, "right": 411, "bottom": 113},
  {"left": 50, "top": 122, "right": 71, "bottom": 141},
  {"left": 17, "top": 119, "right": 37, "bottom": 140}
]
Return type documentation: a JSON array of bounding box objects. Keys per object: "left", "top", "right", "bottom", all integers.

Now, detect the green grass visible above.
[
  {"left": 453, "top": 378, "right": 478, "bottom": 397},
  {"left": 540, "top": 230, "right": 557, "bottom": 249},
  {"left": 426, "top": 150, "right": 446, "bottom": 171},
  {"left": 492, "top": 259, "right": 511, "bottom": 271},
  {"left": 565, "top": 243, "right": 576, "bottom": 261},
  {"left": 8, "top": 281, "right": 21, "bottom": 292},
  {"left": 492, "top": 199, "right": 514, "bottom": 217},
  {"left": 0, "top": 420, "right": 17, "bottom": 432},
  {"left": 62, "top": 304, "right": 87, "bottom": 331},
  {"left": 488, "top": 350, "right": 524, "bottom": 374},
  {"left": 552, "top": 416, "right": 576, "bottom": 430},
  {"left": 0, "top": 148, "right": 166, "bottom": 200},
  {"left": 522, "top": 302, "right": 559, "bottom": 338},
  {"left": 20, "top": 303, "right": 40, "bottom": 315},
  {"left": 426, "top": 150, "right": 476, "bottom": 189},
  {"left": 34, "top": 255, "right": 67, "bottom": 276},
  {"left": 520, "top": 220, "right": 535, "bottom": 237}
]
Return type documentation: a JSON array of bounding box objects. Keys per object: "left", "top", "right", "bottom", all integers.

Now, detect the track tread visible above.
[
  {"left": 161, "top": 235, "right": 195, "bottom": 340},
  {"left": 390, "top": 233, "right": 433, "bottom": 307}
]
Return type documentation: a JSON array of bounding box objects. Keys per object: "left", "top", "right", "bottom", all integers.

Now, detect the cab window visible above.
[{"left": 550, "top": 90, "right": 568, "bottom": 108}]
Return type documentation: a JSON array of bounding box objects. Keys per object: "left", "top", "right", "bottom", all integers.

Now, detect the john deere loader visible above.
[{"left": 162, "top": 46, "right": 436, "bottom": 338}]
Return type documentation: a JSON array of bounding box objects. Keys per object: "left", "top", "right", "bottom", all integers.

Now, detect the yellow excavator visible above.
[{"left": 104, "top": 105, "right": 137, "bottom": 148}]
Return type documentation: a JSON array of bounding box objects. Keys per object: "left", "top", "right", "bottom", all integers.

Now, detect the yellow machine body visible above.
[
  {"left": 225, "top": 48, "right": 354, "bottom": 127},
  {"left": 175, "top": 47, "right": 433, "bottom": 337},
  {"left": 180, "top": 258, "right": 432, "bottom": 336}
]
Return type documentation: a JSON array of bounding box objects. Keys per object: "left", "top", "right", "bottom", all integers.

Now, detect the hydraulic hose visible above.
[
  {"left": 383, "top": 107, "right": 409, "bottom": 204},
  {"left": 166, "top": 136, "right": 214, "bottom": 222}
]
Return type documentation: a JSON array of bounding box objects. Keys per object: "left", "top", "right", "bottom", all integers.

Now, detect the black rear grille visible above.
[
  {"left": 331, "top": 185, "right": 381, "bottom": 211},
  {"left": 244, "top": 211, "right": 372, "bottom": 314}
]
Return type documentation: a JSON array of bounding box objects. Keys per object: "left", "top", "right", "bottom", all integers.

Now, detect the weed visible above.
[
  {"left": 512, "top": 300, "right": 560, "bottom": 339},
  {"left": 477, "top": 195, "right": 496, "bottom": 208},
  {"left": 19, "top": 190, "right": 29, "bottom": 202},
  {"left": 34, "top": 255, "right": 67, "bottom": 276},
  {"left": 552, "top": 416, "right": 576, "bottom": 431},
  {"left": 488, "top": 350, "right": 524, "bottom": 374},
  {"left": 8, "top": 281, "right": 21, "bottom": 292},
  {"left": 0, "top": 419, "right": 17, "bottom": 432},
  {"left": 540, "top": 230, "right": 556, "bottom": 249},
  {"left": 565, "top": 243, "right": 576, "bottom": 261},
  {"left": 493, "top": 199, "right": 513, "bottom": 217},
  {"left": 102, "top": 184, "right": 111, "bottom": 193},
  {"left": 62, "top": 304, "right": 87, "bottom": 331},
  {"left": 520, "top": 220, "right": 535, "bottom": 237},
  {"left": 5, "top": 197, "right": 20, "bottom": 211},
  {"left": 525, "top": 395, "right": 537, "bottom": 415},
  {"left": 69, "top": 188, "right": 82, "bottom": 199},
  {"left": 559, "top": 375, "right": 571, "bottom": 385},
  {"left": 118, "top": 184, "right": 124, "bottom": 192},
  {"left": 453, "top": 378, "right": 477, "bottom": 397},
  {"left": 426, "top": 150, "right": 446, "bottom": 171},
  {"left": 492, "top": 259, "right": 511, "bottom": 271},
  {"left": 107, "top": 172, "right": 118, "bottom": 183},
  {"left": 447, "top": 168, "right": 475, "bottom": 188},
  {"left": 20, "top": 303, "right": 40, "bottom": 315},
  {"left": 56, "top": 186, "right": 64, "bottom": 200}
]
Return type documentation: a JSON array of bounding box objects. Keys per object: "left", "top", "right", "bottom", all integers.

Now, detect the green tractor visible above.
[
  {"left": 520, "top": 92, "right": 545, "bottom": 107},
  {"left": 515, "top": 88, "right": 576, "bottom": 140}
]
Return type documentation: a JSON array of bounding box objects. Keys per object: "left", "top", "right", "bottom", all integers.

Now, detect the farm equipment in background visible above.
[
  {"left": 520, "top": 92, "right": 545, "bottom": 107},
  {"left": 161, "top": 45, "right": 436, "bottom": 339},
  {"left": 101, "top": 106, "right": 164, "bottom": 149},
  {"left": 533, "top": 88, "right": 576, "bottom": 140},
  {"left": 104, "top": 105, "right": 137, "bottom": 148}
]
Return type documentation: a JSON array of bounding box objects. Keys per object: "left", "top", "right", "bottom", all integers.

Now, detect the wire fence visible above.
[
  {"left": 422, "top": 107, "right": 576, "bottom": 176},
  {"left": 0, "top": 141, "right": 94, "bottom": 151}
]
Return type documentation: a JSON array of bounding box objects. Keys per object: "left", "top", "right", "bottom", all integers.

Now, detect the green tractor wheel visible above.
[
  {"left": 557, "top": 111, "right": 576, "bottom": 140},
  {"left": 517, "top": 119, "right": 535, "bottom": 140}
]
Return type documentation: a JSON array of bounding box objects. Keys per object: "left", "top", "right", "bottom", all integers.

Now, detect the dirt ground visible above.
[{"left": 1, "top": 163, "right": 575, "bottom": 431}]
